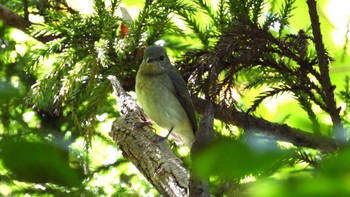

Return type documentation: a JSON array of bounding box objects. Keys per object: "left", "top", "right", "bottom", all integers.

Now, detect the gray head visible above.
[{"left": 143, "top": 46, "right": 170, "bottom": 64}]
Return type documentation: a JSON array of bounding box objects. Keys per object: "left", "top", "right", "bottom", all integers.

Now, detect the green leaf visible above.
[
  {"left": 0, "top": 138, "right": 84, "bottom": 187},
  {"left": 192, "top": 136, "right": 290, "bottom": 179},
  {"left": 0, "top": 82, "right": 20, "bottom": 101}
]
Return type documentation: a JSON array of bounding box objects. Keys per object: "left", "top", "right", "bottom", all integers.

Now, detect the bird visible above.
[{"left": 135, "top": 45, "right": 197, "bottom": 147}]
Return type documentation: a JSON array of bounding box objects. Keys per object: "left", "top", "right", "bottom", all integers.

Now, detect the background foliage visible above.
[{"left": 0, "top": 0, "right": 349, "bottom": 196}]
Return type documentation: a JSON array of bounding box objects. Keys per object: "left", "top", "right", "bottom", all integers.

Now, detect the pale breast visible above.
[{"left": 136, "top": 74, "right": 186, "bottom": 129}]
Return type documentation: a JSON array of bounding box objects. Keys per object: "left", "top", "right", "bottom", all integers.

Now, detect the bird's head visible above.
[{"left": 139, "top": 46, "right": 170, "bottom": 75}]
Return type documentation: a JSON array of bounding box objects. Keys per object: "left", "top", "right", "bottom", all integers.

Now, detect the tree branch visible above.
[
  {"left": 0, "top": 4, "right": 31, "bottom": 30},
  {"left": 107, "top": 75, "right": 189, "bottom": 197},
  {"left": 0, "top": 4, "right": 59, "bottom": 43},
  {"left": 306, "top": 0, "right": 345, "bottom": 141},
  {"left": 192, "top": 97, "right": 338, "bottom": 152},
  {"left": 22, "top": 0, "right": 29, "bottom": 20},
  {"left": 190, "top": 100, "right": 214, "bottom": 197}
]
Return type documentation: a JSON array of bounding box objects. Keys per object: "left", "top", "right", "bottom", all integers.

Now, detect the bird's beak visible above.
[{"left": 146, "top": 57, "right": 156, "bottom": 63}]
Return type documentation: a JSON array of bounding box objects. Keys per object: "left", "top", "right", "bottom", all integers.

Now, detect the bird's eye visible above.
[{"left": 159, "top": 55, "right": 165, "bottom": 61}]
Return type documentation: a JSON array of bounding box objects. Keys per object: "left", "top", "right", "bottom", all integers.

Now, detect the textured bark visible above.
[{"left": 108, "top": 75, "right": 189, "bottom": 197}]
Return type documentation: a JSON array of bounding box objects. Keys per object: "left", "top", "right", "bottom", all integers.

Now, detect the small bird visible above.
[{"left": 135, "top": 46, "right": 197, "bottom": 147}]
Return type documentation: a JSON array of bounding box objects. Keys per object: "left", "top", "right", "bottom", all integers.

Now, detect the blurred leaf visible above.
[
  {"left": 0, "top": 82, "right": 20, "bottom": 101},
  {"left": 192, "top": 136, "right": 290, "bottom": 179},
  {"left": 249, "top": 146, "right": 350, "bottom": 197},
  {"left": 322, "top": 146, "right": 350, "bottom": 176},
  {"left": 0, "top": 138, "right": 84, "bottom": 187}
]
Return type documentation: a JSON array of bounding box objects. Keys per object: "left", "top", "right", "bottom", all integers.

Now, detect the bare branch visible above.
[
  {"left": 192, "top": 97, "right": 338, "bottom": 152},
  {"left": 306, "top": 0, "right": 345, "bottom": 141},
  {"left": 190, "top": 100, "right": 214, "bottom": 197},
  {"left": 0, "top": 4, "right": 31, "bottom": 31},
  {"left": 22, "top": 0, "right": 29, "bottom": 20},
  {"left": 0, "top": 4, "right": 59, "bottom": 43}
]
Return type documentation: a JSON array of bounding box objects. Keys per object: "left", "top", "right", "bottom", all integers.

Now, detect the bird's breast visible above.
[{"left": 136, "top": 73, "right": 187, "bottom": 129}]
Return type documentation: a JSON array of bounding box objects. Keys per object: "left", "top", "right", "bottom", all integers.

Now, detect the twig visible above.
[
  {"left": 22, "top": 0, "right": 29, "bottom": 20},
  {"left": 306, "top": 0, "right": 345, "bottom": 141}
]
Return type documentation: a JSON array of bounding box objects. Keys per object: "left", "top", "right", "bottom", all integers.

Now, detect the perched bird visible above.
[{"left": 135, "top": 46, "right": 197, "bottom": 147}]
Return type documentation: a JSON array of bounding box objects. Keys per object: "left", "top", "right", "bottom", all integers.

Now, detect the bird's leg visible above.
[
  {"left": 164, "top": 126, "right": 174, "bottom": 139},
  {"left": 153, "top": 126, "right": 174, "bottom": 143},
  {"left": 133, "top": 120, "right": 153, "bottom": 129}
]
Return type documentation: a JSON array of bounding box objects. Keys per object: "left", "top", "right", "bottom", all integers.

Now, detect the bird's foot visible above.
[
  {"left": 152, "top": 135, "right": 168, "bottom": 143},
  {"left": 133, "top": 120, "right": 152, "bottom": 129},
  {"left": 152, "top": 126, "right": 174, "bottom": 144}
]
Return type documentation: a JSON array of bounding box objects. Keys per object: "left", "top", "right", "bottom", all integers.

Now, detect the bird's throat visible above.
[{"left": 139, "top": 62, "right": 165, "bottom": 76}]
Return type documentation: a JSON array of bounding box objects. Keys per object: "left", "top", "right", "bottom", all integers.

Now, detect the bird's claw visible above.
[
  {"left": 133, "top": 120, "right": 152, "bottom": 129},
  {"left": 152, "top": 135, "right": 168, "bottom": 144}
]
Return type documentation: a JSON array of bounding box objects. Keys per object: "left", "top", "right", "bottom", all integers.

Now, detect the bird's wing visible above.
[{"left": 166, "top": 67, "right": 198, "bottom": 133}]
